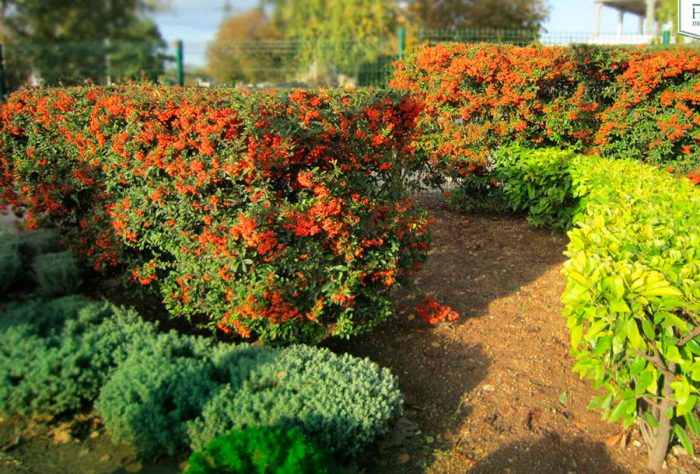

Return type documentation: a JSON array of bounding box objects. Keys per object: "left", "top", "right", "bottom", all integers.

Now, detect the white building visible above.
[{"left": 592, "top": 0, "right": 657, "bottom": 44}]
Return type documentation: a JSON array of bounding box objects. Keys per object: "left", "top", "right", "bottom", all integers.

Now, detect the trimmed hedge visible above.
[
  {"left": 1, "top": 85, "right": 429, "bottom": 343},
  {"left": 391, "top": 44, "right": 700, "bottom": 183},
  {"left": 564, "top": 158, "right": 700, "bottom": 463},
  {"left": 493, "top": 147, "right": 700, "bottom": 466}
]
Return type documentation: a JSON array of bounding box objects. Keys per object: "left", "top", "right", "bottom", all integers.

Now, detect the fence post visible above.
[
  {"left": 0, "top": 44, "right": 6, "bottom": 100},
  {"left": 175, "top": 39, "right": 184, "bottom": 86},
  {"left": 398, "top": 26, "right": 406, "bottom": 60},
  {"left": 662, "top": 29, "right": 671, "bottom": 45}
]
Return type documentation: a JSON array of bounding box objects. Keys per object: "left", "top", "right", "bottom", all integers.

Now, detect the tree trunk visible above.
[{"left": 647, "top": 361, "right": 676, "bottom": 472}]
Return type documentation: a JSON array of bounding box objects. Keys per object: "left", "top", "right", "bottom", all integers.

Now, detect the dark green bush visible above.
[
  {"left": 184, "top": 427, "right": 335, "bottom": 474},
  {"left": 20, "top": 229, "right": 61, "bottom": 259},
  {"left": 0, "top": 230, "right": 21, "bottom": 292},
  {"left": 495, "top": 146, "right": 581, "bottom": 230},
  {"left": 0, "top": 297, "right": 156, "bottom": 416},
  {"left": 188, "top": 345, "right": 403, "bottom": 457},
  {"left": 31, "top": 250, "right": 82, "bottom": 296}
]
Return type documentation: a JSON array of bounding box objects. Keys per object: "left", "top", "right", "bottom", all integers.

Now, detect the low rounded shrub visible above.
[
  {"left": 188, "top": 345, "right": 403, "bottom": 457},
  {"left": 31, "top": 250, "right": 82, "bottom": 296},
  {"left": 0, "top": 296, "right": 157, "bottom": 416},
  {"left": 95, "top": 335, "right": 219, "bottom": 455},
  {"left": 184, "top": 427, "right": 335, "bottom": 474},
  {"left": 0, "top": 230, "right": 21, "bottom": 291}
]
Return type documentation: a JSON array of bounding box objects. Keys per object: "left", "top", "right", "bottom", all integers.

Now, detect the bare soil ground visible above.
[{"left": 1, "top": 201, "right": 698, "bottom": 473}]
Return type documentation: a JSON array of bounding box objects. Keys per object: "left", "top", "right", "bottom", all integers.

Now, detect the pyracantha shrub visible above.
[
  {"left": 184, "top": 427, "right": 335, "bottom": 474},
  {"left": 414, "top": 295, "right": 459, "bottom": 325},
  {"left": 593, "top": 48, "right": 700, "bottom": 175},
  {"left": 391, "top": 44, "right": 700, "bottom": 186},
  {"left": 0, "top": 296, "right": 157, "bottom": 416},
  {"left": 32, "top": 250, "right": 82, "bottom": 296},
  {"left": 187, "top": 345, "right": 403, "bottom": 457},
  {"left": 1, "top": 86, "right": 430, "bottom": 343}
]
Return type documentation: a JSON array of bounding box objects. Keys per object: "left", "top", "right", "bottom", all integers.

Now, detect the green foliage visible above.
[
  {"left": 94, "top": 333, "right": 402, "bottom": 457},
  {"left": 31, "top": 250, "right": 82, "bottom": 296},
  {"left": 267, "top": 0, "right": 398, "bottom": 76},
  {"left": 0, "top": 296, "right": 157, "bottom": 416},
  {"left": 495, "top": 147, "right": 581, "bottom": 229},
  {"left": 558, "top": 157, "right": 700, "bottom": 457},
  {"left": 2, "top": 86, "right": 428, "bottom": 344},
  {"left": 407, "top": 0, "right": 550, "bottom": 32},
  {"left": 95, "top": 333, "right": 220, "bottom": 455},
  {"left": 20, "top": 229, "right": 61, "bottom": 258},
  {"left": 184, "top": 427, "right": 334, "bottom": 474},
  {"left": 2, "top": 0, "right": 168, "bottom": 86},
  {"left": 0, "top": 230, "right": 22, "bottom": 292},
  {"left": 187, "top": 345, "right": 403, "bottom": 457}
]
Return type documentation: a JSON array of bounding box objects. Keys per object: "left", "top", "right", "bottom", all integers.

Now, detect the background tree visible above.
[
  {"left": 406, "top": 0, "right": 550, "bottom": 32},
  {"left": 206, "top": 8, "right": 284, "bottom": 84},
  {"left": 267, "top": 0, "right": 399, "bottom": 78},
  {"left": 1, "top": 0, "right": 168, "bottom": 87}
]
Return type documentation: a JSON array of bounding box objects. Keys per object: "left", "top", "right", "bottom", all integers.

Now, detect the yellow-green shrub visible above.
[{"left": 563, "top": 158, "right": 700, "bottom": 469}]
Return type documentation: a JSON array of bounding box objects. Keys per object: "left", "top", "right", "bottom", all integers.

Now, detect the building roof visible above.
[{"left": 596, "top": 0, "right": 653, "bottom": 17}]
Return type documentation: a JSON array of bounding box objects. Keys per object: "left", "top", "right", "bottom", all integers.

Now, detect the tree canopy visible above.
[
  {"left": 1, "top": 0, "right": 168, "bottom": 86},
  {"left": 406, "top": 0, "right": 550, "bottom": 32},
  {"left": 206, "top": 8, "right": 283, "bottom": 84}
]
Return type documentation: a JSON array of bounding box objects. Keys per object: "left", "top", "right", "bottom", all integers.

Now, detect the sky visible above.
[{"left": 152, "top": 0, "right": 651, "bottom": 66}]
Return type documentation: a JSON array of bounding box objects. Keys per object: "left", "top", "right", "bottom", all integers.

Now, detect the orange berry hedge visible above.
[
  {"left": 390, "top": 44, "right": 700, "bottom": 182},
  {"left": 1, "top": 86, "right": 430, "bottom": 343}
]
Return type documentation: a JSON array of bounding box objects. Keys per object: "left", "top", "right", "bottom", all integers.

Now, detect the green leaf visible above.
[
  {"left": 674, "top": 425, "right": 695, "bottom": 457},
  {"left": 626, "top": 318, "right": 644, "bottom": 349}
]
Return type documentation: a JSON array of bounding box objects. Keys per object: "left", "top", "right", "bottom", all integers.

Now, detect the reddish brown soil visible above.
[
  {"left": 2, "top": 201, "right": 698, "bottom": 473},
  {"left": 328, "top": 200, "right": 699, "bottom": 474}
]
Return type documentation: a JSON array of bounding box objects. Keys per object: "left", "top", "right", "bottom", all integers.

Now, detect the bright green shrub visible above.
[
  {"left": 31, "top": 250, "right": 82, "bottom": 296},
  {"left": 184, "top": 427, "right": 335, "bottom": 474},
  {"left": 495, "top": 147, "right": 581, "bottom": 230},
  {"left": 0, "top": 297, "right": 157, "bottom": 416},
  {"left": 1, "top": 86, "right": 429, "bottom": 343},
  {"left": 95, "top": 334, "right": 220, "bottom": 456},
  {"left": 0, "top": 230, "right": 21, "bottom": 292},
  {"left": 563, "top": 158, "right": 700, "bottom": 467},
  {"left": 187, "top": 345, "right": 403, "bottom": 457}
]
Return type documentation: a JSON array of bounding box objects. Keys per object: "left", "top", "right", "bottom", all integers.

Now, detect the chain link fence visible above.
[{"left": 1, "top": 27, "right": 691, "bottom": 96}]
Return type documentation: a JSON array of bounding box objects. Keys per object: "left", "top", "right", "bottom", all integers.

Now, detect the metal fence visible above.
[{"left": 0, "top": 27, "right": 692, "bottom": 96}]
